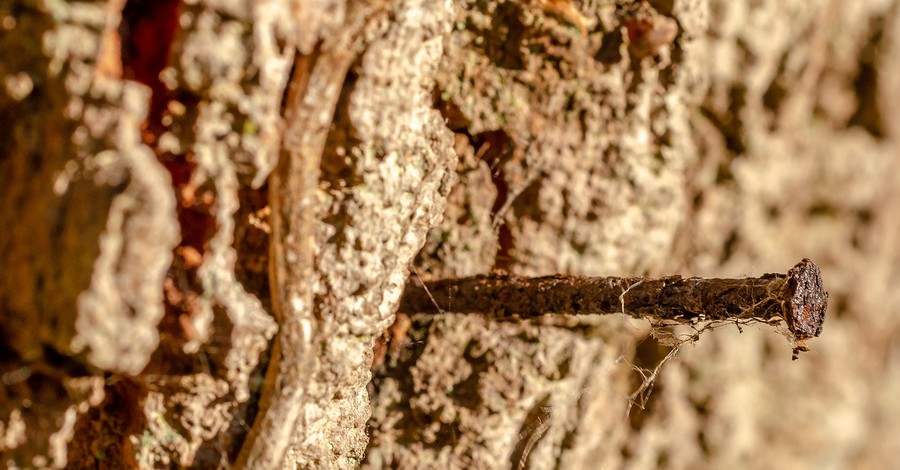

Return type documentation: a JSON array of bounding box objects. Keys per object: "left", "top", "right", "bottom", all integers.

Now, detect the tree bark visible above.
[{"left": 2, "top": 0, "right": 900, "bottom": 468}]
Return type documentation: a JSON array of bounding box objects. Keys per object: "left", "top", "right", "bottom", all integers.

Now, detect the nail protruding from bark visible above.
[{"left": 399, "top": 259, "right": 827, "bottom": 359}]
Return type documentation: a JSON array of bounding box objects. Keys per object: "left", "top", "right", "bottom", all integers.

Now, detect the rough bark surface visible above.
[
  {"left": 1, "top": 2, "right": 177, "bottom": 466},
  {"left": 368, "top": 0, "right": 900, "bottom": 469},
  {"left": 367, "top": 1, "right": 698, "bottom": 467},
  {"left": 2, "top": 0, "right": 900, "bottom": 468},
  {"left": 238, "top": 0, "right": 457, "bottom": 467}
]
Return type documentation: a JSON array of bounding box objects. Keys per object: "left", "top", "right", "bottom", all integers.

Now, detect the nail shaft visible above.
[{"left": 399, "top": 259, "right": 827, "bottom": 358}]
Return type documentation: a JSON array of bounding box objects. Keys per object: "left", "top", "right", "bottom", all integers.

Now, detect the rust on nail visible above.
[{"left": 399, "top": 259, "right": 828, "bottom": 359}]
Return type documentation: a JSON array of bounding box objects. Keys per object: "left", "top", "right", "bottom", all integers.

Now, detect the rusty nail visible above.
[{"left": 399, "top": 259, "right": 828, "bottom": 359}]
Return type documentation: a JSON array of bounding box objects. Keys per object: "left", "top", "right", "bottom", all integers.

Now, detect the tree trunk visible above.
[{"left": 2, "top": 0, "right": 899, "bottom": 468}]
